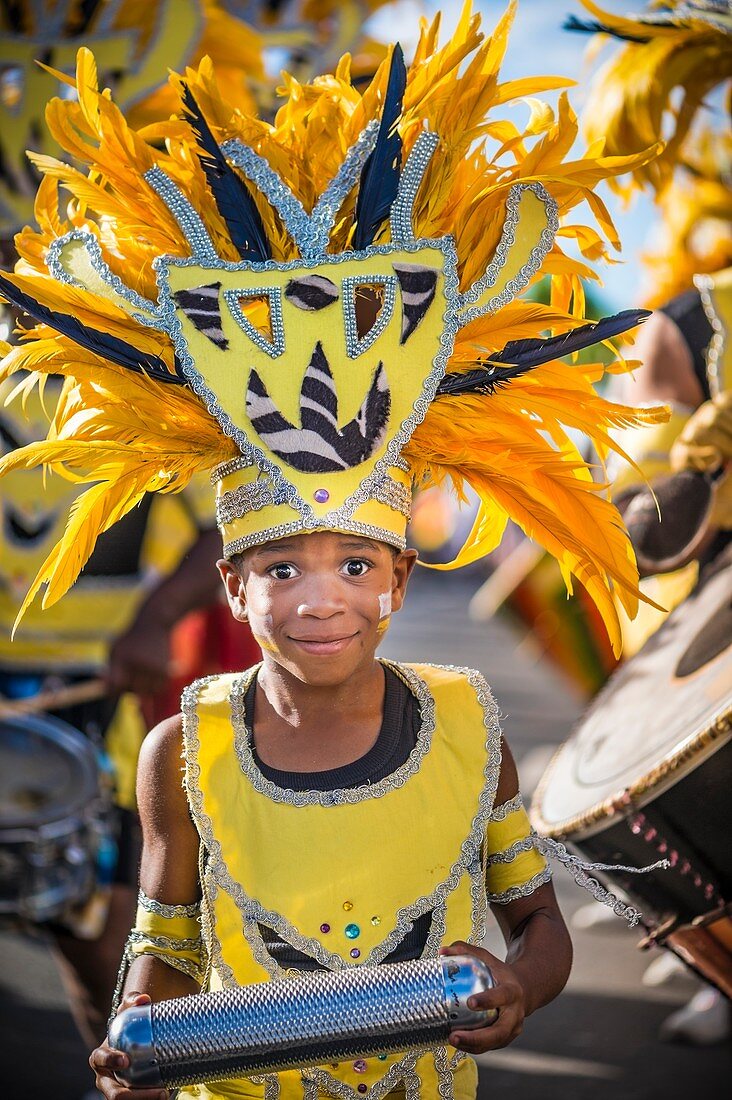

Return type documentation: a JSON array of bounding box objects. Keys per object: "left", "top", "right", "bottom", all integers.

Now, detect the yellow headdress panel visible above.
[{"left": 0, "top": 2, "right": 667, "bottom": 654}]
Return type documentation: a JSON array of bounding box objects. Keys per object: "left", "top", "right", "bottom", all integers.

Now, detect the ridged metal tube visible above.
[{"left": 110, "top": 955, "right": 496, "bottom": 1088}]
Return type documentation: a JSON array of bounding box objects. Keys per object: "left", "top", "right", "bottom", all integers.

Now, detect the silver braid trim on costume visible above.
[
  {"left": 137, "top": 890, "right": 201, "bottom": 919},
  {"left": 109, "top": 931, "right": 207, "bottom": 1022}
]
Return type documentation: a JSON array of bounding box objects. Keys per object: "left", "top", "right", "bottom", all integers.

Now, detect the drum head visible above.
[
  {"left": 533, "top": 553, "right": 732, "bottom": 838},
  {"left": 0, "top": 714, "right": 99, "bottom": 832}
]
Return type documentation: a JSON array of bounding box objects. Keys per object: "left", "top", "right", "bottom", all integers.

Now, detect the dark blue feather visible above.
[
  {"left": 0, "top": 273, "right": 186, "bottom": 385},
  {"left": 352, "top": 44, "right": 406, "bottom": 251},
  {"left": 563, "top": 15, "right": 648, "bottom": 42},
  {"left": 437, "top": 309, "right": 651, "bottom": 396},
  {"left": 181, "top": 85, "right": 271, "bottom": 262}
]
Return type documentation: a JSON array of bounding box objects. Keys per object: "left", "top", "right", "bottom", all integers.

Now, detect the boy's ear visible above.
[
  {"left": 390, "top": 548, "right": 419, "bottom": 613},
  {"left": 217, "top": 559, "right": 249, "bottom": 622}
]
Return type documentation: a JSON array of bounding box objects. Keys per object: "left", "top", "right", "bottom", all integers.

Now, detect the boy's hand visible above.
[
  {"left": 89, "top": 992, "right": 169, "bottom": 1099},
  {"left": 440, "top": 942, "right": 527, "bottom": 1054}
]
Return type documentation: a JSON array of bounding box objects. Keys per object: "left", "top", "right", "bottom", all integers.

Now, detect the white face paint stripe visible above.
[{"left": 378, "top": 591, "right": 392, "bottom": 620}]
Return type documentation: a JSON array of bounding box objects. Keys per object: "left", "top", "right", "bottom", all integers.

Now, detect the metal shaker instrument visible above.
[{"left": 109, "top": 955, "right": 497, "bottom": 1089}]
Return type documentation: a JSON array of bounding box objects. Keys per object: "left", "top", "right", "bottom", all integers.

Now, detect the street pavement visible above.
[{"left": 1, "top": 569, "right": 730, "bottom": 1097}]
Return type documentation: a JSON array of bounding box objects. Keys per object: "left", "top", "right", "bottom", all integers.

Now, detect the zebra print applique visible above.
[
  {"left": 284, "top": 275, "right": 339, "bottom": 311},
  {"left": 246, "top": 341, "right": 391, "bottom": 474},
  {"left": 173, "top": 282, "right": 229, "bottom": 349},
  {"left": 393, "top": 264, "right": 439, "bottom": 344}
]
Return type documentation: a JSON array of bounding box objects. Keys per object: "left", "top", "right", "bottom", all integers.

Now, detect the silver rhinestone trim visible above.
[
  {"left": 222, "top": 519, "right": 407, "bottom": 557},
  {"left": 694, "top": 272, "right": 726, "bottom": 399},
  {"left": 487, "top": 866, "right": 553, "bottom": 905},
  {"left": 217, "top": 478, "right": 277, "bottom": 526},
  {"left": 155, "top": 233, "right": 458, "bottom": 534},
  {"left": 210, "top": 454, "right": 258, "bottom": 484},
  {"left": 390, "top": 132, "right": 440, "bottom": 247},
  {"left": 488, "top": 793, "right": 524, "bottom": 821},
  {"left": 456, "top": 182, "right": 559, "bottom": 327},
  {"left": 46, "top": 228, "right": 163, "bottom": 325},
  {"left": 201, "top": 864, "right": 238, "bottom": 989},
  {"left": 405, "top": 1069, "right": 422, "bottom": 1100},
  {"left": 223, "top": 285, "right": 285, "bottom": 358},
  {"left": 303, "top": 1052, "right": 421, "bottom": 1100},
  {"left": 486, "top": 837, "right": 537, "bottom": 866},
  {"left": 467, "top": 851, "right": 488, "bottom": 948},
  {"left": 126, "top": 929, "right": 202, "bottom": 953},
  {"left": 230, "top": 660, "right": 435, "bottom": 808},
  {"left": 393, "top": 455, "right": 412, "bottom": 473},
  {"left": 222, "top": 121, "right": 379, "bottom": 264},
  {"left": 342, "top": 274, "right": 398, "bottom": 358},
  {"left": 110, "top": 929, "right": 206, "bottom": 1019},
  {"left": 137, "top": 889, "right": 201, "bottom": 919},
  {"left": 371, "top": 475, "right": 413, "bottom": 518},
  {"left": 144, "top": 166, "right": 221, "bottom": 264},
  {"left": 434, "top": 1046, "right": 455, "bottom": 1100}
]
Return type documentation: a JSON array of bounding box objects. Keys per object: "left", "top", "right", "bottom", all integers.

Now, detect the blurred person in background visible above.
[{"left": 568, "top": 0, "right": 732, "bottom": 1044}]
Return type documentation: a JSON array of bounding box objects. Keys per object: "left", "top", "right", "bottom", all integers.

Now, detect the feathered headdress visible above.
[
  {"left": 566, "top": 0, "right": 732, "bottom": 197},
  {"left": 0, "top": 1, "right": 667, "bottom": 654}
]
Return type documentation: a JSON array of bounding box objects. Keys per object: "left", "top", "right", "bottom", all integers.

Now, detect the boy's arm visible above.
[
  {"left": 441, "top": 739, "right": 572, "bottom": 1054},
  {"left": 90, "top": 714, "right": 203, "bottom": 1098}
]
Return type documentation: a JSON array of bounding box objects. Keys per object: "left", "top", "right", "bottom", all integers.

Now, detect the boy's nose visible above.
[{"left": 296, "top": 581, "right": 347, "bottom": 618}]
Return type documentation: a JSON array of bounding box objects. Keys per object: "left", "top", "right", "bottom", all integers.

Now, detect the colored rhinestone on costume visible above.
[
  {"left": 342, "top": 900, "right": 353, "bottom": 911},
  {"left": 313, "top": 488, "right": 330, "bottom": 504},
  {"left": 320, "top": 923, "right": 330, "bottom": 933},
  {"left": 353, "top": 1060, "right": 367, "bottom": 1073},
  {"left": 350, "top": 948, "right": 361, "bottom": 959},
  {"left": 345, "top": 923, "right": 360, "bottom": 939}
]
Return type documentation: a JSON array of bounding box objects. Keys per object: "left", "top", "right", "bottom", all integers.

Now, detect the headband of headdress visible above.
[
  {"left": 566, "top": 0, "right": 732, "bottom": 198},
  {"left": 0, "top": 2, "right": 668, "bottom": 655}
]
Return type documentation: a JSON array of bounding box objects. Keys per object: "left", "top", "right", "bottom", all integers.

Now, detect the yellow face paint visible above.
[{"left": 376, "top": 591, "right": 392, "bottom": 635}]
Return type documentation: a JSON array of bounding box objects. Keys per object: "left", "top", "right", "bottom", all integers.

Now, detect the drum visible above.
[
  {"left": 0, "top": 712, "right": 112, "bottom": 925},
  {"left": 531, "top": 549, "right": 732, "bottom": 995}
]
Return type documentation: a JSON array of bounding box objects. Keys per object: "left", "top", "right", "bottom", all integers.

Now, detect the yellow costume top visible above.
[{"left": 122, "top": 661, "right": 548, "bottom": 1100}]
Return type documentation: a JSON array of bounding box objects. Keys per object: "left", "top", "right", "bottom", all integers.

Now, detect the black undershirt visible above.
[{"left": 246, "top": 663, "right": 421, "bottom": 791}]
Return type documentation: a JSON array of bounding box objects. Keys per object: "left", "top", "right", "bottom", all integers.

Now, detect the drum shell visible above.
[
  {"left": 555, "top": 734, "right": 732, "bottom": 928},
  {"left": 0, "top": 713, "right": 108, "bottom": 924}
]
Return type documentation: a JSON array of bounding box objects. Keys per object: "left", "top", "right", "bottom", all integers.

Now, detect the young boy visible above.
[
  {"left": 89, "top": 528, "right": 572, "bottom": 1098},
  {"left": 0, "top": 8, "right": 665, "bottom": 1098}
]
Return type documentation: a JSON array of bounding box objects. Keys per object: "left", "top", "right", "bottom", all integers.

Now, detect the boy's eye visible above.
[
  {"left": 343, "top": 558, "right": 371, "bottom": 577},
  {"left": 269, "top": 563, "right": 297, "bottom": 580}
]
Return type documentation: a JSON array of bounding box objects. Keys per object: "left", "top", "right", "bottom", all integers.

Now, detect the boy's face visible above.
[{"left": 218, "top": 532, "right": 417, "bottom": 686}]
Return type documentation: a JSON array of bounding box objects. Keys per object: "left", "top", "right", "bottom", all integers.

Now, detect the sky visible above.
[{"left": 367, "top": 0, "right": 659, "bottom": 311}]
